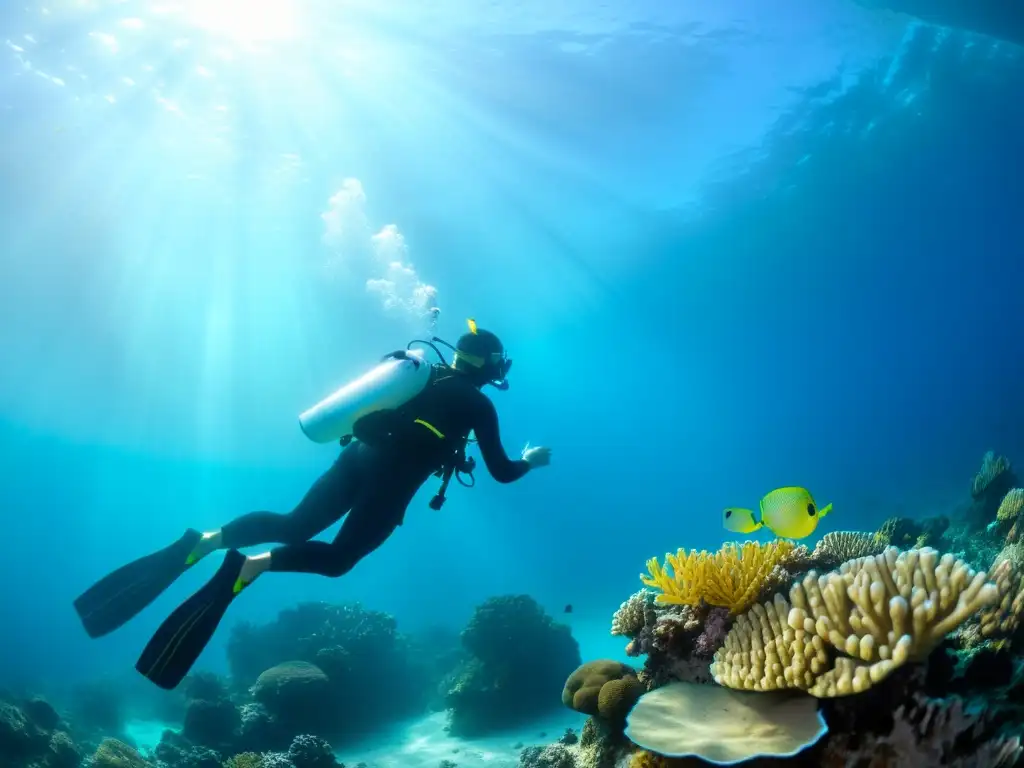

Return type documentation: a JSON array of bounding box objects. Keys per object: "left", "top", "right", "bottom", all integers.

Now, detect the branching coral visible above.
[
  {"left": 711, "top": 547, "right": 999, "bottom": 697},
  {"left": 641, "top": 540, "right": 797, "bottom": 615},
  {"left": 611, "top": 590, "right": 656, "bottom": 638}
]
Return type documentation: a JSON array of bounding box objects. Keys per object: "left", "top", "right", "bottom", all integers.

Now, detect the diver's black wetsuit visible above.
[{"left": 217, "top": 368, "right": 530, "bottom": 577}]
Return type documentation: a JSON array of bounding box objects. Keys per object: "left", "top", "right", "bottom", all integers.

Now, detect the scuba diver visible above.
[{"left": 72, "top": 320, "right": 551, "bottom": 690}]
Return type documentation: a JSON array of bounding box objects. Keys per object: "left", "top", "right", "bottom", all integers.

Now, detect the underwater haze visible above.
[{"left": 1, "top": 0, "right": 1024, "bottom": 748}]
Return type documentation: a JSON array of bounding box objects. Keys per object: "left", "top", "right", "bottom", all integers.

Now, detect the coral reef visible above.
[
  {"left": 182, "top": 696, "right": 241, "bottom": 751},
  {"left": 562, "top": 716, "right": 628, "bottom": 768},
  {"left": 524, "top": 453, "right": 1024, "bottom": 768},
  {"left": 641, "top": 540, "right": 799, "bottom": 614},
  {"left": 712, "top": 547, "right": 998, "bottom": 696},
  {"left": 519, "top": 743, "right": 576, "bottom": 768},
  {"left": 250, "top": 661, "right": 333, "bottom": 736},
  {"left": 220, "top": 600, "right": 442, "bottom": 748},
  {"left": 0, "top": 696, "right": 84, "bottom": 768},
  {"left": 286, "top": 734, "right": 340, "bottom": 768},
  {"left": 153, "top": 728, "right": 222, "bottom": 768},
  {"left": 93, "top": 738, "right": 152, "bottom": 767},
  {"left": 445, "top": 594, "right": 581, "bottom": 736}
]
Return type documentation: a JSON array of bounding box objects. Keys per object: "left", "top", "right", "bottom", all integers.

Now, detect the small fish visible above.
[
  {"left": 759, "top": 486, "right": 833, "bottom": 539},
  {"left": 723, "top": 507, "right": 762, "bottom": 534},
  {"left": 723, "top": 487, "right": 832, "bottom": 540},
  {"left": 564, "top": 604, "right": 573, "bottom": 614}
]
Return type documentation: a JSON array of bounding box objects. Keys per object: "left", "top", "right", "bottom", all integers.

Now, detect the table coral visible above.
[{"left": 624, "top": 681, "right": 827, "bottom": 764}]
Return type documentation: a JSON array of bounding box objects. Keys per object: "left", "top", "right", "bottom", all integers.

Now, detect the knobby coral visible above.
[
  {"left": 641, "top": 540, "right": 797, "bottom": 615},
  {"left": 562, "top": 660, "right": 644, "bottom": 724},
  {"left": 978, "top": 558, "right": 1024, "bottom": 641},
  {"left": 711, "top": 547, "right": 999, "bottom": 697}
]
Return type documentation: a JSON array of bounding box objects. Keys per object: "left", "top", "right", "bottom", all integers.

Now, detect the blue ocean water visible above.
[{"left": 0, "top": 0, "right": 1022, "bottom": 761}]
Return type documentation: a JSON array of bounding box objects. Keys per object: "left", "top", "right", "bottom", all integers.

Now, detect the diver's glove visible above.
[{"left": 521, "top": 442, "right": 552, "bottom": 469}]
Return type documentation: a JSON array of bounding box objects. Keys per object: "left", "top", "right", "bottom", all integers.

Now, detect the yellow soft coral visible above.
[
  {"left": 705, "top": 541, "right": 798, "bottom": 614},
  {"left": 641, "top": 540, "right": 796, "bottom": 615},
  {"left": 642, "top": 549, "right": 706, "bottom": 606}
]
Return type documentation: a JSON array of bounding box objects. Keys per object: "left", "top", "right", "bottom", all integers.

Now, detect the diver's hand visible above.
[{"left": 522, "top": 443, "right": 552, "bottom": 469}]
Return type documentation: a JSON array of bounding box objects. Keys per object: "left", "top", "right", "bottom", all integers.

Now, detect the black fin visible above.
[
  {"left": 73, "top": 528, "right": 203, "bottom": 639},
  {"left": 135, "top": 549, "right": 247, "bottom": 690}
]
